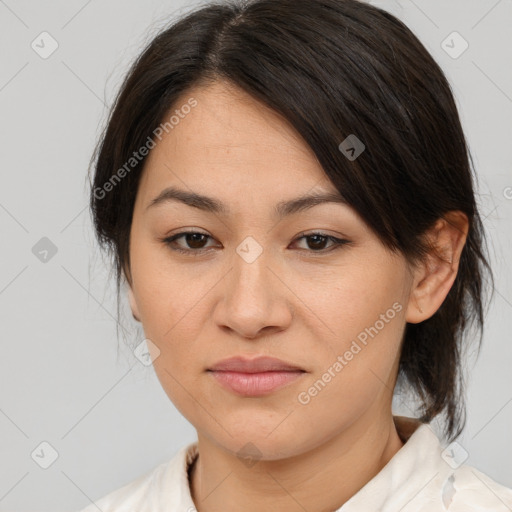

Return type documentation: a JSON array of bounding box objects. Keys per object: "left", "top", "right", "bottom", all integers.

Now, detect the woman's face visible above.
[{"left": 127, "top": 80, "right": 416, "bottom": 459}]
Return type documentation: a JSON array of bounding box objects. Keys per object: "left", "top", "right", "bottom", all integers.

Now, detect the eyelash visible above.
[{"left": 160, "top": 231, "right": 350, "bottom": 256}]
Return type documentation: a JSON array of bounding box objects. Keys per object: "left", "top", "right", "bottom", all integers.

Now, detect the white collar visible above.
[{"left": 94, "top": 416, "right": 512, "bottom": 511}]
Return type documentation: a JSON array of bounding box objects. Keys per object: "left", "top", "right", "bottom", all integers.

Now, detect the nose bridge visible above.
[
  {"left": 214, "top": 234, "right": 291, "bottom": 337},
  {"left": 230, "top": 234, "right": 272, "bottom": 307}
]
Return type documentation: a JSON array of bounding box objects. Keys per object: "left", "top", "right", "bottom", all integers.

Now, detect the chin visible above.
[{"left": 209, "top": 426, "right": 312, "bottom": 463}]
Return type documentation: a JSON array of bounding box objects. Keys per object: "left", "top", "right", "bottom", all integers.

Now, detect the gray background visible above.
[{"left": 0, "top": 0, "right": 511, "bottom": 510}]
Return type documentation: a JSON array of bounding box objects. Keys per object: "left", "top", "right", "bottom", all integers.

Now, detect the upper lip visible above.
[{"left": 208, "top": 356, "right": 305, "bottom": 373}]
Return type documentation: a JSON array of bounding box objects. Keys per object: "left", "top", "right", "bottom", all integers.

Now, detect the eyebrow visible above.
[{"left": 145, "top": 186, "right": 348, "bottom": 218}]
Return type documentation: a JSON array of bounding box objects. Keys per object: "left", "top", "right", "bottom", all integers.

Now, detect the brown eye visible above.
[
  {"left": 292, "top": 232, "right": 350, "bottom": 253},
  {"left": 162, "top": 230, "right": 350, "bottom": 256},
  {"left": 162, "top": 231, "right": 216, "bottom": 254},
  {"left": 305, "top": 234, "right": 329, "bottom": 250},
  {"left": 183, "top": 233, "right": 209, "bottom": 249}
]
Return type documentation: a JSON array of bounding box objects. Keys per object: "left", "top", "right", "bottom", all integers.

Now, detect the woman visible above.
[{"left": 81, "top": 0, "right": 512, "bottom": 510}]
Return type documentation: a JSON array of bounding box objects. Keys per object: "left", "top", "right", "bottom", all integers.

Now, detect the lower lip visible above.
[{"left": 208, "top": 370, "right": 305, "bottom": 396}]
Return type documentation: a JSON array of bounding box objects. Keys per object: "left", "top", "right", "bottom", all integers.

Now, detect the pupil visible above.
[
  {"left": 187, "top": 233, "right": 206, "bottom": 248},
  {"left": 309, "top": 235, "right": 326, "bottom": 250}
]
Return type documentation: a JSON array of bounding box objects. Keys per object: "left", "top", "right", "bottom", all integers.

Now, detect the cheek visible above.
[
  {"left": 129, "top": 251, "right": 215, "bottom": 410},
  {"left": 296, "top": 256, "right": 407, "bottom": 341},
  {"left": 293, "top": 259, "right": 407, "bottom": 393},
  {"left": 130, "top": 237, "right": 212, "bottom": 338},
  {"left": 293, "top": 283, "right": 405, "bottom": 439}
]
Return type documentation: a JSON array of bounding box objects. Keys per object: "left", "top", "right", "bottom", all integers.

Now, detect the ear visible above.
[
  {"left": 123, "top": 261, "right": 141, "bottom": 322},
  {"left": 405, "top": 211, "right": 469, "bottom": 324},
  {"left": 125, "top": 264, "right": 141, "bottom": 323},
  {"left": 127, "top": 285, "right": 141, "bottom": 322}
]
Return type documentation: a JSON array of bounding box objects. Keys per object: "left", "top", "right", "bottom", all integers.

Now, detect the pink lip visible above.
[
  {"left": 207, "top": 356, "right": 306, "bottom": 396},
  {"left": 209, "top": 370, "right": 304, "bottom": 396},
  {"left": 208, "top": 355, "right": 304, "bottom": 373}
]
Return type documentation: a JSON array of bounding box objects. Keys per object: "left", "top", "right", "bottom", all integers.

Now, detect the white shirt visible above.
[{"left": 77, "top": 416, "right": 512, "bottom": 511}]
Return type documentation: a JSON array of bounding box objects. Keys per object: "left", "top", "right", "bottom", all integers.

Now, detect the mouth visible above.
[
  {"left": 207, "top": 356, "right": 306, "bottom": 397},
  {"left": 207, "top": 369, "right": 305, "bottom": 396}
]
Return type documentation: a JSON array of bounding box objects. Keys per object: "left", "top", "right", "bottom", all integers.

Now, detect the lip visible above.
[
  {"left": 207, "top": 356, "right": 306, "bottom": 397},
  {"left": 208, "top": 356, "right": 304, "bottom": 373}
]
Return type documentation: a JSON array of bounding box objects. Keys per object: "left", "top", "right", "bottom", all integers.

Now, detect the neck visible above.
[{"left": 189, "top": 412, "right": 405, "bottom": 512}]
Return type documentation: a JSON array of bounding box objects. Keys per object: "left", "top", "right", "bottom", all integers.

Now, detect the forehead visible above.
[{"left": 137, "top": 80, "right": 334, "bottom": 199}]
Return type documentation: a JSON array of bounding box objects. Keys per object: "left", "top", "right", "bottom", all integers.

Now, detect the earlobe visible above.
[{"left": 405, "top": 211, "right": 468, "bottom": 324}]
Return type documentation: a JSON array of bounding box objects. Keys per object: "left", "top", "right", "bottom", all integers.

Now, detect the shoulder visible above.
[
  {"left": 369, "top": 418, "right": 512, "bottom": 512},
  {"left": 75, "top": 461, "right": 169, "bottom": 512},
  {"left": 75, "top": 442, "right": 198, "bottom": 512},
  {"left": 442, "top": 463, "right": 512, "bottom": 511}
]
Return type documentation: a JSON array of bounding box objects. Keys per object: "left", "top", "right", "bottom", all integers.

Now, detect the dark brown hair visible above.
[{"left": 88, "top": 0, "right": 493, "bottom": 442}]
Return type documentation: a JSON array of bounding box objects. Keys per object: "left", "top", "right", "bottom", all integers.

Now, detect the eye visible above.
[
  {"left": 162, "top": 231, "right": 217, "bottom": 255},
  {"left": 291, "top": 232, "right": 350, "bottom": 253},
  {"left": 161, "top": 230, "right": 350, "bottom": 255}
]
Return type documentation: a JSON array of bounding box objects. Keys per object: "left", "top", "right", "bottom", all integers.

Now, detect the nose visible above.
[{"left": 212, "top": 243, "right": 293, "bottom": 340}]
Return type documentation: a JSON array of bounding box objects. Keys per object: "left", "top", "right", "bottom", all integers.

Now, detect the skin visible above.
[{"left": 126, "top": 80, "right": 468, "bottom": 512}]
